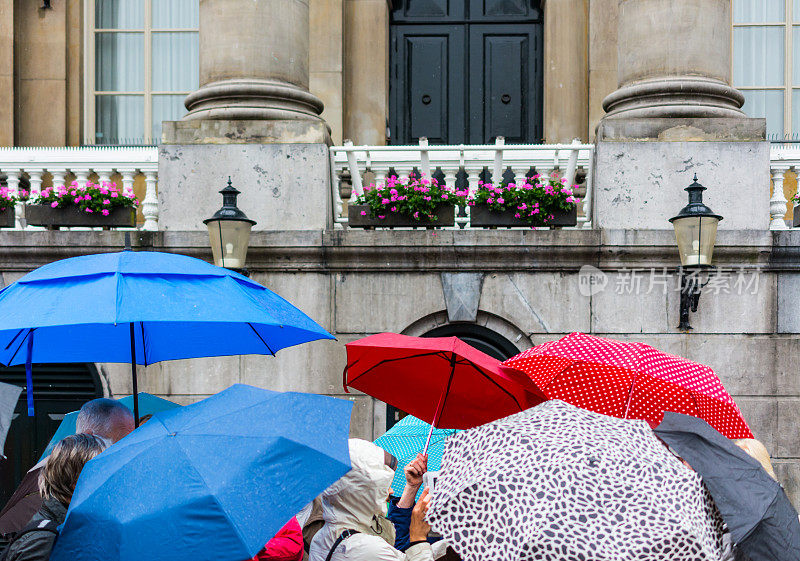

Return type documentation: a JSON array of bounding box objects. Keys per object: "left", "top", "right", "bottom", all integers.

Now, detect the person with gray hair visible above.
[
  {"left": 2, "top": 434, "right": 107, "bottom": 561},
  {"left": 75, "top": 398, "right": 135, "bottom": 444}
]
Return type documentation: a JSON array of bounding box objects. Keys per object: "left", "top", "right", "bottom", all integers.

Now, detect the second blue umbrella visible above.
[{"left": 49, "top": 384, "right": 353, "bottom": 561}]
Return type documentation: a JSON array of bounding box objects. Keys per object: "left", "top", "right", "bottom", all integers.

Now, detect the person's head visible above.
[
  {"left": 320, "top": 439, "right": 397, "bottom": 544},
  {"left": 733, "top": 438, "right": 777, "bottom": 479},
  {"left": 75, "top": 398, "right": 135, "bottom": 443},
  {"left": 39, "top": 433, "right": 107, "bottom": 507}
]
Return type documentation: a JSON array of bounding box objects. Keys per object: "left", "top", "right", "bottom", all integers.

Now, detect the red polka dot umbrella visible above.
[{"left": 501, "top": 332, "right": 752, "bottom": 439}]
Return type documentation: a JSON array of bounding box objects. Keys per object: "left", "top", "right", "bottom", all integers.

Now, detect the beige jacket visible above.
[{"left": 309, "top": 439, "right": 433, "bottom": 561}]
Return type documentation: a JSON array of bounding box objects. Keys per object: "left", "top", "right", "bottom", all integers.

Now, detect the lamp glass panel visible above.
[
  {"left": 206, "top": 220, "right": 253, "bottom": 269},
  {"left": 673, "top": 216, "right": 720, "bottom": 266}
]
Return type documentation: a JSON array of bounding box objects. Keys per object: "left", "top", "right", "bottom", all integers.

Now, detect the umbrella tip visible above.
[{"left": 123, "top": 232, "right": 131, "bottom": 251}]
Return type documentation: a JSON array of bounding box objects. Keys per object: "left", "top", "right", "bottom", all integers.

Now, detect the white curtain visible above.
[
  {"left": 732, "top": 0, "right": 787, "bottom": 136},
  {"left": 95, "top": 0, "right": 199, "bottom": 145}
]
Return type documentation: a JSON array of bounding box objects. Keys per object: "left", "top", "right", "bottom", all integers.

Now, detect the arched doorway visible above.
[
  {"left": 386, "top": 323, "right": 521, "bottom": 430},
  {"left": 389, "top": 0, "right": 543, "bottom": 145},
  {"left": 0, "top": 364, "right": 103, "bottom": 505}
]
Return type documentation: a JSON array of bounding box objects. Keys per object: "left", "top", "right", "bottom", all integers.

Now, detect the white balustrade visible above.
[
  {"left": 0, "top": 146, "right": 159, "bottom": 230},
  {"left": 770, "top": 143, "right": 800, "bottom": 229},
  {"left": 331, "top": 138, "right": 595, "bottom": 229}
]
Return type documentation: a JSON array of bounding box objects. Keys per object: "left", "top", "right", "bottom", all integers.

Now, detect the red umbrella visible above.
[
  {"left": 502, "top": 332, "right": 752, "bottom": 438},
  {"left": 344, "top": 333, "right": 545, "bottom": 451}
]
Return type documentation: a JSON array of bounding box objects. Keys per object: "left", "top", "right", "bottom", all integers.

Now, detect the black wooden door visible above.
[
  {"left": 390, "top": 0, "right": 542, "bottom": 145},
  {"left": 391, "top": 26, "right": 467, "bottom": 144}
]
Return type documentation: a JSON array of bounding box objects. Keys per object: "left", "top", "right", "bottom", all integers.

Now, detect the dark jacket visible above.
[
  {"left": 4, "top": 499, "right": 66, "bottom": 561},
  {"left": 387, "top": 498, "right": 440, "bottom": 553}
]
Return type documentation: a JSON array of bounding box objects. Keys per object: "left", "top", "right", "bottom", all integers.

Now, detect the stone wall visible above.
[{"left": 1, "top": 227, "right": 797, "bottom": 507}]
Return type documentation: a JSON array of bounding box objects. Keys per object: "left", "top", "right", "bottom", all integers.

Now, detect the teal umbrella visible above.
[
  {"left": 38, "top": 392, "right": 179, "bottom": 462},
  {"left": 374, "top": 415, "right": 458, "bottom": 498}
]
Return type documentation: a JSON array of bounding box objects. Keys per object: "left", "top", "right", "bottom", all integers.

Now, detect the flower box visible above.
[
  {"left": 25, "top": 205, "right": 137, "bottom": 229},
  {"left": 348, "top": 204, "right": 455, "bottom": 229},
  {"left": 793, "top": 205, "right": 800, "bottom": 228},
  {"left": 0, "top": 208, "right": 15, "bottom": 228},
  {"left": 470, "top": 203, "right": 578, "bottom": 228}
]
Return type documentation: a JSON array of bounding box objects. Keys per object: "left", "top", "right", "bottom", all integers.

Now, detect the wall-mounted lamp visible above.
[
  {"left": 204, "top": 178, "right": 256, "bottom": 276},
  {"left": 669, "top": 175, "right": 722, "bottom": 330}
]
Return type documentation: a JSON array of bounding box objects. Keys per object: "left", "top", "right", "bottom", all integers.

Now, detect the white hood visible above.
[{"left": 313, "top": 439, "right": 397, "bottom": 548}]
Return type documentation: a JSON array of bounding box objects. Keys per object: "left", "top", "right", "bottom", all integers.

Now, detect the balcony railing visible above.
[
  {"left": 0, "top": 146, "right": 159, "bottom": 230},
  {"left": 769, "top": 142, "right": 800, "bottom": 229},
  {"left": 0, "top": 141, "right": 795, "bottom": 232},
  {"left": 330, "top": 138, "right": 595, "bottom": 229}
]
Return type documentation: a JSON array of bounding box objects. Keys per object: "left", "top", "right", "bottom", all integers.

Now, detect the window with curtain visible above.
[
  {"left": 86, "top": 0, "right": 199, "bottom": 145},
  {"left": 732, "top": 0, "right": 800, "bottom": 137}
]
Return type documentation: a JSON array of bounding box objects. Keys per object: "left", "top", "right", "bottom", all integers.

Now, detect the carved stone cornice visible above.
[{"left": 0, "top": 229, "right": 783, "bottom": 276}]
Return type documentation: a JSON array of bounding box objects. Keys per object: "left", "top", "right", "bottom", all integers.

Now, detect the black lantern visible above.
[
  {"left": 204, "top": 178, "right": 256, "bottom": 274},
  {"left": 669, "top": 175, "right": 723, "bottom": 330}
]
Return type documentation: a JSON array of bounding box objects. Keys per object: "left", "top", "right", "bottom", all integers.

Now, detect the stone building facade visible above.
[{"left": 1, "top": 0, "right": 800, "bottom": 509}]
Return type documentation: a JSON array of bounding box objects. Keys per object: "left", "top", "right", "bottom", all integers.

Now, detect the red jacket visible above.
[{"left": 251, "top": 517, "right": 304, "bottom": 561}]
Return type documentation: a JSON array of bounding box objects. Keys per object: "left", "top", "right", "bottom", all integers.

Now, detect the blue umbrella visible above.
[
  {"left": 0, "top": 250, "right": 334, "bottom": 420},
  {"left": 38, "top": 392, "right": 181, "bottom": 462},
  {"left": 49, "top": 384, "right": 353, "bottom": 561},
  {"left": 374, "top": 415, "right": 458, "bottom": 499}
]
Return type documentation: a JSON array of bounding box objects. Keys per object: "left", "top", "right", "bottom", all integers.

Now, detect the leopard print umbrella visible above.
[{"left": 427, "top": 400, "right": 725, "bottom": 561}]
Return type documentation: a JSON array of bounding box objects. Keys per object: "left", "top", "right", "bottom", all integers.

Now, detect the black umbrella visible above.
[{"left": 655, "top": 412, "right": 800, "bottom": 561}]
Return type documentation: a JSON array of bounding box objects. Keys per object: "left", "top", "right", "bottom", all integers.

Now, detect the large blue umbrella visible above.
[
  {"left": 0, "top": 250, "right": 334, "bottom": 420},
  {"left": 49, "top": 384, "right": 353, "bottom": 561},
  {"left": 38, "top": 392, "right": 181, "bottom": 462},
  {"left": 374, "top": 415, "right": 458, "bottom": 499}
]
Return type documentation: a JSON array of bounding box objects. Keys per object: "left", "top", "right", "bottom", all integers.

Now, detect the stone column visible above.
[
  {"left": 543, "top": 0, "right": 589, "bottom": 143},
  {"left": 184, "top": 0, "right": 324, "bottom": 121},
  {"left": 602, "top": 0, "right": 744, "bottom": 119},
  {"left": 593, "top": 0, "right": 768, "bottom": 232},
  {"left": 343, "top": 0, "right": 389, "bottom": 145},
  {"left": 0, "top": 0, "right": 12, "bottom": 145}
]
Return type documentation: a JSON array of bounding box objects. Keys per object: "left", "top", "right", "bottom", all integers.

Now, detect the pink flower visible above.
[
  {"left": 85, "top": 208, "right": 93, "bottom": 213},
  {"left": 442, "top": 194, "right": 448, "bottom": 200},
  {"left": 101, "top": 209, "right": 110, "bottom": 216},
  {"left": 381, "top": 198, "right": 390, "bottom": 205},
  {"left": 497, "top": 198, "right": 504, "bottom": 204},
  {"left": 102, "top": 199, "right": 110, "bottom": 205},
  {"left": 111, "top": 193, "right": 119, "bottom": 198},
  {"left": 73, "top": 197, "right": 81, "bottom": 204},
  {"left": 378, "top": 215, "right": 386, "bottom": 219},
  {"left": 390, "top": 206, "right": 397, "bottom": 212},
  {"left": 487, "top": 198, "right": 494, "bottom": 204},
  {"left": 50, "top": 202, "right": 58, "bottom": 208},
  {"left": 360, "top": 210, "right": 367, "bottom": 216}
]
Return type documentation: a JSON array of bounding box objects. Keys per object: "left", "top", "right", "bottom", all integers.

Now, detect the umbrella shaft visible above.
[
  {"left": 129, "top": 323, "right": 140, "bottom": 427},
  {"left": 424, "top": 353, "right": 457, "bottom": 455}
]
